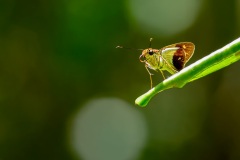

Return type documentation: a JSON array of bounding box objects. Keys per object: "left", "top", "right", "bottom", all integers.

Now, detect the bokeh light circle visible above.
[
  {"left": 127, "top": 0, "right": 203, "bottom": 36},
  {"left": 69, "top": 98, "right": 147, "bottom": 160}
]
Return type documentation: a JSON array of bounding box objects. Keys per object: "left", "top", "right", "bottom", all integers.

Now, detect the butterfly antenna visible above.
[
  {"left": 148, "top": 38, "right": 153, "bottom": 48},
  {"left": 116, "top": 46, "right": 143, "bottom": 51}
]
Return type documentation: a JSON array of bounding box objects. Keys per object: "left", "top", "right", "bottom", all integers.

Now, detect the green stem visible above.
[{"left": 135, "top": 37, "right": 240, "bottom": 107}]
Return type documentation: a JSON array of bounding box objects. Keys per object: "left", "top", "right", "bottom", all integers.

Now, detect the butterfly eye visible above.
[{"left": 148, "top": 50, "right": 154, "bottom": 55}]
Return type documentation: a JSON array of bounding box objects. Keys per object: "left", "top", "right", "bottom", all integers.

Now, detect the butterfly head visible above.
[{"left": 139, "top": 48, "right": 159, "bottom": 62}]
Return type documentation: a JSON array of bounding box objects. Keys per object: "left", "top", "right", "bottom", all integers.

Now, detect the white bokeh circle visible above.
[
  {"left": 127, "top": 0, "right": 203, "bottom": 36},
  {"left": 69, "top": 98, "right": 148, "bottom": 160}
]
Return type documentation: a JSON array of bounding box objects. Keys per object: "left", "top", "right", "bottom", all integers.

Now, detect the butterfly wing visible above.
[
  {"left": 174, "top": 42, "right": 195, "bottom": 63},
  {"left": 160, "top": 42, "right": 195, "bottom": 73}
]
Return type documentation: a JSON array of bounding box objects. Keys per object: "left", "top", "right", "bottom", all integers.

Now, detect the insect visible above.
[{"left": 117, "top": 38, "right": 195, "bottom": 88}]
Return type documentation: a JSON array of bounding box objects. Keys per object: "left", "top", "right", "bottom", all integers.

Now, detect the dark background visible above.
[{"left": 1, "top": 0, "right": 240, "bottom": 160}]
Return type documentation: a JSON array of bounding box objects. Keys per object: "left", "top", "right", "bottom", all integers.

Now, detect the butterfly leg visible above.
[
  {"left": 157, "top": 55, "right": 166, "bottom": 80},
  {"left": 145, "top": 65, "right": 154, "bottom": 88},
  {"left": 159, "top": 69, "right": 166, "bottom": 80}
]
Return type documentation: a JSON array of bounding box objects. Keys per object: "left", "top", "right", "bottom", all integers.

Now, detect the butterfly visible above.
[{"left": 139, "top": 38, "right": 195, "bottom": 88}]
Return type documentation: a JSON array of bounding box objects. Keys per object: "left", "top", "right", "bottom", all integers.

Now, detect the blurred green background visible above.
[{"left": 1, "top": 0, "right": 240, "bottom": 160}]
